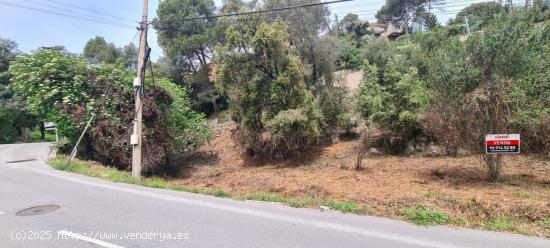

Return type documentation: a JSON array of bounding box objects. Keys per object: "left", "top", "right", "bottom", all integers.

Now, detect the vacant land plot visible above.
[{"left": 176, "top": 123, "right": 550, "bottom": 237}]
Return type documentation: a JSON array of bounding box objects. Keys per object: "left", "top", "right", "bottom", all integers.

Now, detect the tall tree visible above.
[
  {"left": 215, "top": 21, "right": 324, "bottom": 156},
  {"left": 450, "top": 2, "right": 502, "bottom": 28},
  {"left": 154, "top": 0, "right": 223, "bottom": 114},
  {"left": 337, "top": 13, "right": 370, "bottom": 38},
  {"left": 0, "top": 38, "right": 37, "bottom": 143},
  {"left": 376, "top": 0, "right": 429, "bottom": 35},
  {"left": 83, "top": 36, "right": 120, "bottom": 64},
  {"left": 263, "top": 0, "right": 334, "bottom": 84},
  {"left": 118, "top": 43, "right": 139, "bottom": 71},
  {"left": 154, "top": 0, "right": 217, "bottom": 76}
]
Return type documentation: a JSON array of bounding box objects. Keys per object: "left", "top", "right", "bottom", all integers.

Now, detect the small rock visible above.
[
  {"left": 331, "top": 134, "right": 340, "bottom": 144},
  {"left": 367, "top": 147, "right": 381, "bottom": 155},
  {"left": 429, "top": 145, "right": 442, "bottom": 157},
  {"left": 404, "top": 142, "right": 415, "bottom": 155},
  {"left": 320, "top": 205, "right": 330, "bottom": 212}
]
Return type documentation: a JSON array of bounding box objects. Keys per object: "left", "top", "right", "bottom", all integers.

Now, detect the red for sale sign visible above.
[{"left": 485, "top": 134, "right": 520, "bottom": 154}]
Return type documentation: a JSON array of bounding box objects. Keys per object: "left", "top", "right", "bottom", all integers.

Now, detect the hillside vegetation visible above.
[{"left": 0, "top": 0, "right": 549, "bottom": 236}]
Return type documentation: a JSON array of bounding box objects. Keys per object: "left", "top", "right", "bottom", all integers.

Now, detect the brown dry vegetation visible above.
[{"left": 172, "top": 122, "right": 550, "bottom": 237}]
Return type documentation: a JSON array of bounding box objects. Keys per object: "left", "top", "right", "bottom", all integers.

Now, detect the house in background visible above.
[{"left": 368, "top": 22, "right": 405, "bottom": 41}]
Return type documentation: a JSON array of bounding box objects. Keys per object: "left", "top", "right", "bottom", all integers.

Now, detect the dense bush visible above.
[
  {"left": 422, "top": 12, "right": 550, "bottom": 179},
  {"left": 215, "top": 21, "right": 324, "bottom": 157},
  {"left": 0, "top": 38, "right": 37, "bottom": 143},
  {"left": 9, "top": 49, "right": 208, "bottom": 175},
  {"left": 359, "top": 43, "right": 430, "bottom": 153}
]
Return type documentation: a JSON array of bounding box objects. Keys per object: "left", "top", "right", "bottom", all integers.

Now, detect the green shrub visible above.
[
  {"left": 402, "top": 206, "right": 450, "bottom": 225},
  {"left": 214, "top": 190, "right": 231, "bottom": 198},
  {"left": 337, "top": 111, "right": 361, "bottom": 135},
  {"left": 10, "top": 49, "right": 209, "bottom": 175},
  {"left": 156, "top": 79, "right": 210, "bottom": 152},
  {"left": 482, "top": 218, "right": 519, "bottom": 231},
  {"left": 359, "top": 59, "right": 430, "bottom": 153},
  {"left": 216, "top": 22, "right": 324, "bottom": 157},
  {"left": 423, "top": 12, "right": 550, "bottom": 179}
]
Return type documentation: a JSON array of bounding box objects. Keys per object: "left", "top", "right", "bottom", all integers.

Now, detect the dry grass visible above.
[{"left": 175, "top": 123, "right": 550, "bottom": 237}]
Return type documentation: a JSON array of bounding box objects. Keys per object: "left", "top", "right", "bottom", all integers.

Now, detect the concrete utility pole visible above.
[{"left": 132, "top": 0, "right": 149, "bottom": 179}]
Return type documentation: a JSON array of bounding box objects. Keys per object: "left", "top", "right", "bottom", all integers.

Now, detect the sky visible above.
[{"left": 0, "top": 0, "right": 498, "bottom": 61}]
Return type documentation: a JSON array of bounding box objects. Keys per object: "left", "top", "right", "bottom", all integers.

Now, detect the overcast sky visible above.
[{"left": 0, "top": 0, "right": 505, "bottom": 61}]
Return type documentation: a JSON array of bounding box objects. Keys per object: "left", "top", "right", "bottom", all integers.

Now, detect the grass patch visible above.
[
  {"left": 244, "top": 192, "right": 305, "bottom": 207},
  {"left": 402, "top": 206, "right": 450, "bottom": 225},
  {"left": 214, "top": 189, "right": 231, "bottom": 198},
  {"left": 512, "top": 191, "right": 531, "bottom": 199},
  {"left": 535, "top": 219, "right": 550, "bottom": 229},
  {"left": 423, "top": 191, "right": 461, "bottom": 205},
  {"left": 49, "top": 157, "right": 370, "bottom": 214},
  {"left": 322, "top": 200, "right": 361, "bottom": 213},
  {"left": 423, "top": 191, "right": 441, "bottom": 198},
  {"left": 482, "top": 218, "right": 520, "bottom": 232},
  {"left": 25, "top": 129, "right": 57, "bottom": 143}
]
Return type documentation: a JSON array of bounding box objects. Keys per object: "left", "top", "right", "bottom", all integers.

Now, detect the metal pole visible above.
[
  {"left": 132, "top": 0, "right": 149, "bottom": 179},
  {"left": 68, "top": 116, "right": 94, "bottom": 161}
]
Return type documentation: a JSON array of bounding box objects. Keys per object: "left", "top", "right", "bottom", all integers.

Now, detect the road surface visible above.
[{"left": 0, "top": 143, "right": 548, "bottom": 248}]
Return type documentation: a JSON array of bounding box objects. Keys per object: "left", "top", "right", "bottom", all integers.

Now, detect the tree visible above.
[
  {"left": 263, "top": 0, "right": 334, "bottom": 85},
  {"left": 336, "top": 35, "right": 362, "bottom": 69},
  {"left": 376, "top": 0, "right": 429, "bottom": 35},
  {"left": 154, "top": 0, "right": 217, "bottom": 74},
  {"left": 450, "top": 2, "right": 502, "bottom": 29},
  {"left": 154, "top": 0, "right": 223, "bottom": 114},
  {"left": 337, "top": 13, "right": 370, "bottom": 39},
  {"left": 215, "top": 21, "right": 324, "bottom": 157},
  {"left": 359, "top": 58, "right": 430, "bottom": 153},
  {"left": 262, "top": 0, "right": 346, "bottom": 128},
  {"left": 334, "top": 14, "right": 371, "bottom": 69},
  {"left": 83, "top": 36, "right": 120, "bottom": 64},
  {"left": 0, "top": 38, "right": 37, "bottom": 143},
  {"left": 118, "top": 43, "right": 138, "bottom": 70},
  {"left": 413, "top": 8, "right": 439, "bottom": 30}
]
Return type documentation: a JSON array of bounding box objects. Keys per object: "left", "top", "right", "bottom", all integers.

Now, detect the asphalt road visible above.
[{"left": 0, "top": 143, "right": 548, "bottom": 248}]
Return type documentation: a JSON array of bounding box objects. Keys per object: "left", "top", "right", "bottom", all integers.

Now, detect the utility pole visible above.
[{"left": 132, "top": 0, "right": 149, "bottom": 179}]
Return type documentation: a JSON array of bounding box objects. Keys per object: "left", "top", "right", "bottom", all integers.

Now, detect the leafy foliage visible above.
[
  {"left": 450, "top": 1, "right": 502, "bottom": 29},
  {"left": 156, "top": 78, "right": 210, "bottom": 151},
  {"left": 9, "top": 49, "right": 208, "bottom": 175},
  {"left": 422, "top": 11, "right": 550, "bottom": 179},
  {"left": 83, "top": 36, "right": 120, "bottom": 64},
  {"left": 216, "top": 21, "right": 324, "bottom": 157},
  {"left": 0, "top": 38, "right": 38, "bottom": 143},
  {"left": 376, "top": 0, "right": 429, "bottom": 33},
  {"left": 83, "top": 36, "right": 138, "bottom": 70},
  {"left": 359, "top": 41, "right": 430, "bottom": 153},
  {"left": 154, "top": 0, "right": 217, "bottom": 74},
  {"left": 402, "top": 206, "right": 450, "bottom": 225}
]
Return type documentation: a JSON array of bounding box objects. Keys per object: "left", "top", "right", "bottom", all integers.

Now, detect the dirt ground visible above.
[
  {"left": 334, "top": 69, "right": 363, "bottom": 90},
  {"left": 173, "top": 122, "right": 550, "bottom": 237}
]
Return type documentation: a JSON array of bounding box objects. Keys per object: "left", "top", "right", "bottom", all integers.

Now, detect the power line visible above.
[
  {"left": 333, "top": 1, "right": 487, "bottom": 15},
  {"left": 152, "top": 0, "right": 354, "bottom": 24},
  {"left": 0, "top": 1, "right": 135, "bottom": 29},
  {"left": 22, "top": 0, "right": 132, "bottom": 27},
  {"left": 46, "top": 0, "right": 136, "bottom": 23}
]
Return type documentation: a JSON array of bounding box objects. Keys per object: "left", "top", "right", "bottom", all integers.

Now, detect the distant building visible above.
[{"left": 368, "top": 22, "right": 405, "bottom": 41}]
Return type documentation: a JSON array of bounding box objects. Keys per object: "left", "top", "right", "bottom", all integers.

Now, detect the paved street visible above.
[{"left": 0, "top": 143, "right": 548, "bottom": 248}]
